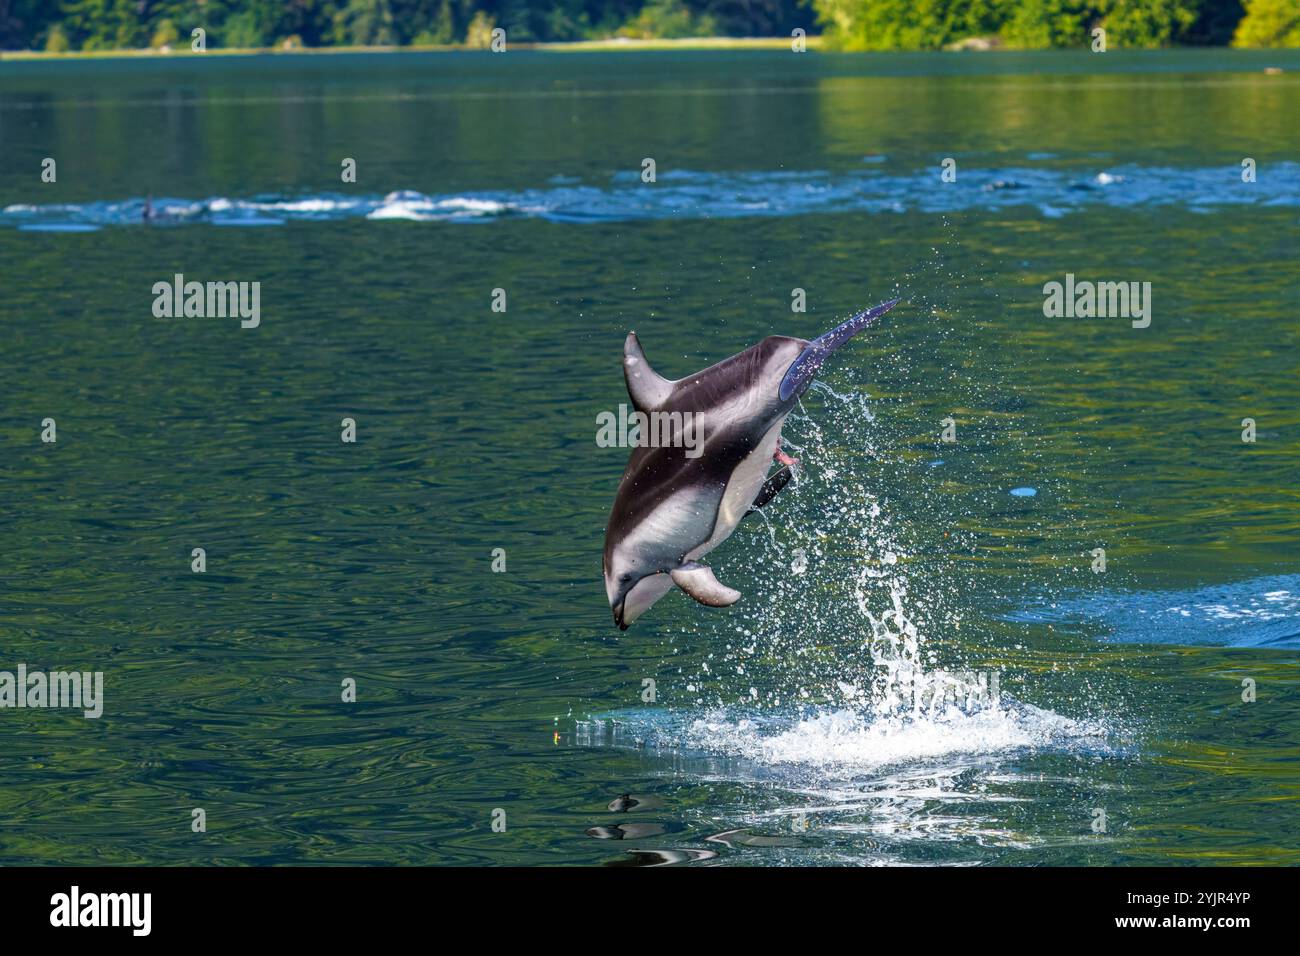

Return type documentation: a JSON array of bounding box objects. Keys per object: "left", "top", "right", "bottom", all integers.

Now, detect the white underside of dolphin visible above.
[{"left": 615, "top": 415, "right": 786, "bottom": 623}]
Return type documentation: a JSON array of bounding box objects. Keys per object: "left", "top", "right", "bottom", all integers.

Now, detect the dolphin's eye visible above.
[{"left": 620, "top": 573, "right": 633, "bottom": 582}]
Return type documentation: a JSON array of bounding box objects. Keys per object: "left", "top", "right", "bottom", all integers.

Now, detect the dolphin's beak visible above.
[
  {"left": 779, "top": 299, "right": 900, "bottom": 401},
  {"left": 613, "top": 599, "right": 629, "bottom": 631}
]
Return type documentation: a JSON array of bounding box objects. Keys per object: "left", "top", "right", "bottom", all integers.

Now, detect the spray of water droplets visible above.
[{"left": 579, "top": 370, "right": 1115, "bottom": 778}]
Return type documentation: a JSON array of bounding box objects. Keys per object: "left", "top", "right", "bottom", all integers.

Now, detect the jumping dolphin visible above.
[{"left": 603, "top": 299, "right": 900, "bottom": 629}]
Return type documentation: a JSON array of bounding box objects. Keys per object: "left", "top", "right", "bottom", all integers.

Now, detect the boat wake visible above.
[
  {"left": 6, "top": 162, "right": 1299, "bottom": 231},
  {"left": 1008, "top": 574, "right": 1300, "bottom": 648}
]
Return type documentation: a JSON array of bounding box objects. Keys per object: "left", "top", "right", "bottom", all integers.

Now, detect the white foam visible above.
[
  {"left": 367, "top": 204, "right": 433, "bottom": 220},
  {"left": 433, "top": 197, "right": 507, "bottom": 213},
  {"left": 251, "top": 197, "right": 362, "bottom": 212},
  {"left": 367, "top": 196, "right": 508, "bottom": 220},
  {"left": 682, "top": 704, "right": 1103, "bottom": 772}
]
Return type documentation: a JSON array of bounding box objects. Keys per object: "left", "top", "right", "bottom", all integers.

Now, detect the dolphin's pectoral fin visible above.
[
  {"left": 623, "top": 331, "right": 676, "bottom": 411},
  {"left": 745, "top": 466, "right": 794, "bottom": 517},
  {"left": 670, "top": 562, "right": 742, "bottom": 608}
]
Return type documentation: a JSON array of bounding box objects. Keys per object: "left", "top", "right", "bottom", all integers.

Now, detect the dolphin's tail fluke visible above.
[{"left": 779, "top": 298, "right": 900, "bottom": 401}]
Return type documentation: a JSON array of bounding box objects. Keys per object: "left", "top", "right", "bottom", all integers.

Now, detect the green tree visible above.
[
  {"left": 815, "top": 0, "right": 1008, "bottom": 51},
  {"left": 45, "top": 22, "right": 71, "bottom": 51},
  {"left": 1000, "top": 0, "right": 1095, "bottom": 47},
  {"left": 618, "top": 0, "right": 720, "bottom": 38},
  {"left": 702, "top": 0, "right": 814, "bottom": 36},
  {"left": 0, "top": 0, "right": 1266, "bottom": 51},
  {"left": 815, "top": 0, "right": 1201, "bottom": 49},
  {"left": 150, "top": 17, "right": 180, "bottom": 47},
  {"left": 464, "top": 7, "right": 496, "bottom": 44},
  {"left": 1103, "top": 0, "right": 1198, "bottom": 45},
  {"left": 59, "top": 0, "right": 140, "bottom": 50},
  {"left": 411, "top": 0, "right": 456, "bottom": 42},
  {"left": 333, "top": 0, "right": 401, "bottom": 45},
  {"left": 1233, "top": 0, "right": 1300, "bottom": 43}
]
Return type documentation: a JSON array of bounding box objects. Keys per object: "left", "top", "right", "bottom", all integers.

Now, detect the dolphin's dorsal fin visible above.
[
  {"left": 623, "top": 332, "right": 675, "bottom": 411},
  {"left": 670, "top": 562, "right": 741, "bottom": 607}
]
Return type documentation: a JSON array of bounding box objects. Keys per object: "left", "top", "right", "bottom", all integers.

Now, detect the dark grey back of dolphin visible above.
[{"left": 606, "top": 335, "right": 803, "bottom": 544}]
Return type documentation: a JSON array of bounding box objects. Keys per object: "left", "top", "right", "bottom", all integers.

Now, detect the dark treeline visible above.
[
  {"left": 0, "top": 0, "right": 1295, "bottom": 51},
  {"left": 0, "top": 0, "right": 813, "bottom": 49}
]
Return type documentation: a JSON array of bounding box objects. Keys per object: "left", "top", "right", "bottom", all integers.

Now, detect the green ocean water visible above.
[{"left": 0, "top": 50, "right": 1297, "bottom": 865}]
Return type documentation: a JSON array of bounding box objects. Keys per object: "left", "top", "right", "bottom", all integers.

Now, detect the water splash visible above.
[
  {"left": 579, "top": 701, "right": 1105, "bottom": 775},
  {"left": 573, "top": 379, "right": 1121, "bottom": 863},
  {"left": 582, "top": 380, "right": 1111, "bottom": 777}
]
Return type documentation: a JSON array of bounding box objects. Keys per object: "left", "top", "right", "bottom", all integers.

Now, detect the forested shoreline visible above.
[{"left": 1, "top": 1, "right": 1297, "bottom": 52}]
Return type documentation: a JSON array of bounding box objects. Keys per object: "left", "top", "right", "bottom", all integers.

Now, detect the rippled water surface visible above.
[{"left": 1, "top": 50, "right": 1297, "bottom": 865}]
